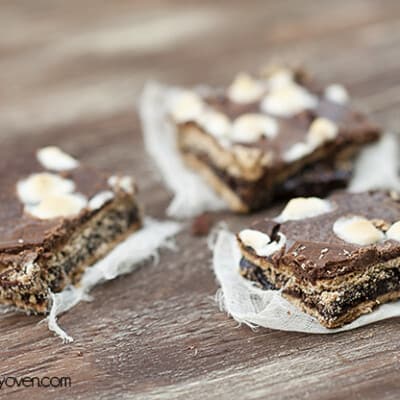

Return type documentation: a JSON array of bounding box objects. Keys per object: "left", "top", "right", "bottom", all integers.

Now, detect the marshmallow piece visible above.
[
  {"left": 239, "top": 229, "right": 270, "bottom": 249},
  {"left": 238, "top": 229, "right": 286, "bottom": 257},
  {"left": 37, "top": 146, "right": 79, "bottom": 171},
  {"left": 307, "top": 117, "right": 338, "bottom": 147},
  {"left": 108, "top": 175, "right": 135, "bottom": 194},
  {"left": 88, "top": 191, "right": 115, "bottom": 211},
  {"left": 17, "top": 173, "right": 75, "bottom": 205},
  {"left": 386, "top": 221, "right": 400, "bottom": 242},
  {"left": 227, "top": 73, "right": 265, "bottom": 104},
  {"left": 231, "top": 114, "right": 278, "bottom": 143},
  {"left": 169, "top": 90, "right": 204, "bottom": 123},
  {"left": 324, "top": 84, "right": 349, "bottom": 104},
  {"left": 283, "top": 118, "right": 338, "bottom": 163},
  {"left": 259, "top": 232, "right": 286, "bottom": 257},
  {"left": 261, "top": 83, "right": 318, "bottom": 117},
  {"left": 283, "top": 142, "right": 313, "bottom": 162},
  {"left": 26, "top": 193, "right": 87, "bottom": 219},
  {"left": 333, "top": 216, "right": 384, "bottom": 245},
  {"left": 119, "top": 176, "right": 135, "bottom": 194},
  {"left": 198, "top": 110, "right": 231, "bottom": 138},
  {"left": 278, "top": 197, "right": 333, "bottom": 222},
  {"left": 267, "top": 68, "right": 294, "bottom": 90}
]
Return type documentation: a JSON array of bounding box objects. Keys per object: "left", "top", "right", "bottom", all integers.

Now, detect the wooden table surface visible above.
[{"left": 1, "top": 1, "right": 400, "bottom": 399}]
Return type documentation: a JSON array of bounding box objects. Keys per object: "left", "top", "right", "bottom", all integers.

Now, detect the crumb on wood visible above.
[
  {"left": 335, "top": 352, "right": 350, "bottom": 364},
  {"left": 187, "top": 344, "right": 199, "bottom": 356},
  {"left": 191, "top": 213, "right": 213, "bottom": 236}
]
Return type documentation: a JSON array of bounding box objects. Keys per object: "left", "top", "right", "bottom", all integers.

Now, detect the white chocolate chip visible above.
[
  {"left": 307, "top": 117, "right": 338, "bottom": 147},
  {"left": 231, "top": 113, "right": 278, "bottom": 143},
  {"left": 197, "top": 110, "right": 231, "bottom": 138},
  {"left": 386, "top": 221, "right": 400, "bottom": 241},
  {"left": 227, "top": 73, "right": 265, "bottom": 104},
  {"left": 169, "top": 90, "right": 204, "bottom": 123},
  {"left": 277, "top": 197, "right": 333, "bottom": 222},
  {"left": 238, "top": 229, "right": 286, "bottom": 257},
  {"left": 108, "top": 175, "right": 135, "bottom": 194},
  {"left": 37, "top": 146, "right": 79, "bottom": 171},
  {"left": 17, "top": 173, "right": 75, "bottom": 205},
  {"left": 88, "top": 190, "right": 114, "bottom": 211},
  {"left": 324, "top": 84, "right": 349, "bottom": 104},
  {"left": 283, "top": 142, "right": 313, "bottom": 162},
  {"left": 26, "top": 193, "right": 87, "bottom": 219},
  {"left": 333, "top": 216, "right": 384, "bottom": 245},
  {"left": 261, "top": 83, "right": 318, "bottom": 117}
]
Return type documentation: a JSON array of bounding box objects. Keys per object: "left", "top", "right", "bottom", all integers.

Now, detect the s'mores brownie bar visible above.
[
  {"left": 168, "top": 67, "right": 380, "bottom": 212},
  {"left": 0, "top": 146, "right": 142, "bottom": 313},
  {"left": 238, "top": 191, "right": 400, "bottom": 328}
]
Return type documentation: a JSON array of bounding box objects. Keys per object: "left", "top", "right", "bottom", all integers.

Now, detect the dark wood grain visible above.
[{"left": 1, "top": 0, "right": 400, "bottom": 399}]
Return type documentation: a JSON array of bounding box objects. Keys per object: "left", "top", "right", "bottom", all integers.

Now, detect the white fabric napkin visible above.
[
  {"left": 212, "top": 229, "right": 400, "bottom": 333},
  {"left": 139, "top": 81, "right": 226, "bottom": 218}
]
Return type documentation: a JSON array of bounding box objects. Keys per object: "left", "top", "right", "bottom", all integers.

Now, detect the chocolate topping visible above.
[
  {"left": 248, "top": 192, "right": 400, "bottom": 282},
  {"left": 202, "top": 78, "right": 380, "bottom": 165},
  {"left": 0, "top": 149, "right": 111, "bottom": 252}
]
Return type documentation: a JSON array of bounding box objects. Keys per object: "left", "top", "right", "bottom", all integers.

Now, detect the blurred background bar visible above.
[{"left": 1, "top": 0, "right": 400, "bottom": 139}]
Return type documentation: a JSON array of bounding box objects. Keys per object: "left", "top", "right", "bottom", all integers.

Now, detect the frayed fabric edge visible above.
[{"left": 45, "top": 217, "right": 182, "bottom": 343}]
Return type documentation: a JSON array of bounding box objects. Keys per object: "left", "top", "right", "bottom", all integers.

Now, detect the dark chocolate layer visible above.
[{"left": 239, "top": 257, "right": 277, "bottom": 290}]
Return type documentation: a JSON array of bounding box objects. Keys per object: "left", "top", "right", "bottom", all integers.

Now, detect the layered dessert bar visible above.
[
  {"left": 0, "top": 146, "right": 142, "bottom": 313},
  {"left": 238, "top": 191, "right": 400, "bottom": 328},
  {"left": 168, "top": 66, "right": 380, "bottom": 212}
]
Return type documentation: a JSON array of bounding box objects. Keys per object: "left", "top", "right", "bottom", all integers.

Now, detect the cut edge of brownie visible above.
[
  {"left": 182, "top": 150, "right": 353, "bottom": 213},
  {"left": 239, "top": 250, "right": 400, "bottom": 328},
  {"left": 177, "top": 122, "right": 376, "bottom": 212},
  {"left": 0, "top": 192, "right": 142, "bottom": 314}
]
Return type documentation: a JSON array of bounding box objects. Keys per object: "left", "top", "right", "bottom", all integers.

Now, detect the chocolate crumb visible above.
[{"left": 191, "top": 213, "right": 213, "bottom": 236}]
